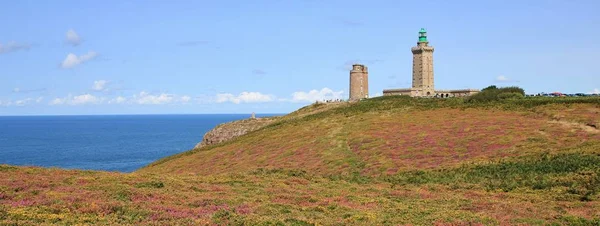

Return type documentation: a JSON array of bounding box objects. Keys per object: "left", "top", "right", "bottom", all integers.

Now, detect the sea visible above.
[{"left": 0, "top": 114, "right": 281, "bottom": 173}]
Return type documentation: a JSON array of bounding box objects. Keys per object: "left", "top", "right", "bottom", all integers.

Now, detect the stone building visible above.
[
  {"left": 383, "top": 28, "right": 479, "bottom": 97},
  {"left": 349, "top": 64, "right": 369, "bottom": 101}
]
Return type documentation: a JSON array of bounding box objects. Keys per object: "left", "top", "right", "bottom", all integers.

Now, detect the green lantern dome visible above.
[{"left": 418, "top": 28, "right": 428, "bottom": 42}]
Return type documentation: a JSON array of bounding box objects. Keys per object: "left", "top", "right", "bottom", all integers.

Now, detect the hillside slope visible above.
[
  {"left": 193, "top": 101, "right": 349, "bottom": 149},
  {"left": 142, "top": 96, "right": 600, "bottom": 177},
  {"left": 2, "top": 96, "right": 600, "bottom": 225},
  {"left": 3, "top": 149, "right": 600, "bottom": 225},
  {"left": 194, "top": 117, "right": 279, "bottom": 149}
]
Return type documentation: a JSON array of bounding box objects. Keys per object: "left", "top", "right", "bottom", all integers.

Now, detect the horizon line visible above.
[{"left": 0, "top": 113, "right": 289, "bottom": 117}]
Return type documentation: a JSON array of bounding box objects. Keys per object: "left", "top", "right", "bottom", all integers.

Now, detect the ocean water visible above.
[{"left": 0, "top": 114, "right": 280, "bottom": 172}]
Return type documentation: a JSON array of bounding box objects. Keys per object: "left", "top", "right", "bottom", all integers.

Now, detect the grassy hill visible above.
[
  {"left": 142, "top": 96, "right": 600, "bottom": 177},
  {"left": 2, "top": 96, "right": 600, "bottom": 225}
]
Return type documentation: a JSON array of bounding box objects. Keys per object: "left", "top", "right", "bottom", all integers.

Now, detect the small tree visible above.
[
  {"left": 482, "top": 85, "right": 498, "bottom": 91},
  {"left": 499, "top": 86, "right": 525, "bottom": 96},
  {"left": 467, "top": 85, "right": 526, "bottom": 103},
  {"left": 498, "top": 92, "right": 524, "bottom": 100}
]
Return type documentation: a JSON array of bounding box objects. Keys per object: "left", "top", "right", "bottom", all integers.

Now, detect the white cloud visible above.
[
  {"left": 589, "top": 88, "right": 600, "bottom": 95},
  {"left": 60, "top": 51, "right": 98, "bottom": 69},
  {"left": 495, "top": 75, "right": 509, "bottom": 82},
  {"left": 109, "top": 96, "right": 127, "bottom": 104},
  {"left": 14, "top": 98, "right": 34, "bottom": 106},
  {"left": 370, "top": 92, "right": 383, "bottom": 98},
  {"left": 216, "top": 92, "right": 274, "bottom": 104},
  {"left": 106, "top": 92, "right": 194, "bottom": 105},
  {"left": 494, "top": 75, "right": 520, "bottom": 83},
  {"left": 0, "top": 100, "right": 11, "bottom": 107},
  {"left": 0, "top": 42, "right": 30, "bottom": 54},
  {"left": 72, "top": 94, "right": 101, "bottom": 105},
  {"left": 239, "top": 92, "right": 273, "bottom": 103},
  {"left": 134, "top": 92, "right": 175, "bottom": 105},
  {"left": 49, "top": 94, "right": 103, "bottom": 105},
  {"left": 92, "top": 80, "right": 109, "bottom": 91},
  {"left": 0, "top": 96, "right": 43, "bottom": 107},
  {"left": 180, "top": 95, "right": 191, "bottom": 103},
  {"left": 50, "top": 98, "right": 65, "bottom": 105},
  {"left": 290, "top": 88, "right": 344, "bottom": 103},
  {"left": 66, "top": 29, "right": 82, "bottom": 46},
  {"left": 216, "top": 93, "right": 236, "bottom": 103},
  {"left": 11, "top": 88, "right": 47, "bottom": 94}
]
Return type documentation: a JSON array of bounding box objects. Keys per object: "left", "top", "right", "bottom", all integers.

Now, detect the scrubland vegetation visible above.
[{"left": 2, "top": 87, "right": 600, "bottom": 225}]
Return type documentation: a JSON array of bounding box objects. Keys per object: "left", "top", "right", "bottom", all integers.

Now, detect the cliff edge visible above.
[
  {"left": 195, "top": 117, "right": 278, "bottom": 149},
  {"left": 195, "top": 102, "right": 348, "bottom": 149}
]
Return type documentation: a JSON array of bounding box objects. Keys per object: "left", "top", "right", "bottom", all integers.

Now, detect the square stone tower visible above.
[
  {"left": 349, "top": 64, "right": 369, "bottom": 101},
  {"left": 411, "top": 28, "right": 435, "bottom": 96},
  {"left": 383, "top": 28, "right": 480, "bottom": 97}
]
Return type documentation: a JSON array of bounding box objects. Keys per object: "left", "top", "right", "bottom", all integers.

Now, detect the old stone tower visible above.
[
  {"left": 383, "top": 28, "right": 480, "bottom": 97},
  {"left": 411, "top": 28, "right": 435, "bottom": 96},
  {"left": 349, "top": 64, "right": 369, "bottom": 101}
]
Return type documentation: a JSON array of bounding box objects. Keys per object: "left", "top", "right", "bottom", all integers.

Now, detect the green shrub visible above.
[
  {"left": 498, "top": 92, "right": 524, "bottom": 100},
  {"left": 113, "top": 190, "right": 132, "bottom": 202},
  {"left": 284, "top": 218, "right": 314, "bottom": 226},
  {"left": 0, "top": 206, "right": 7, "bottom": 220},
  {"left": 557, "top": 216, "right": 600, "bottom": 225},
  {"left": 499, "top": 86, "right": 525, "bottom": 95},
  {"left": 212, "top": 209, "right": 245, "bottom": 225},
  {"left": 467, "top": 86, "right": 525, "bottom": 103},
  {"left": 383, "top": 152, "right": 600, "bottom": 200},
  {"left": 0, "top": 165, "right": 17, "bottom": 172},
  {"left": 110, "top": 205, "right": 150, "bottom": 223},
  {"left": 135, "top": 181, "right": 164, "bottom": 189},
  {"left": 481, "top": 85, "right": 497, "bottom": 91}
]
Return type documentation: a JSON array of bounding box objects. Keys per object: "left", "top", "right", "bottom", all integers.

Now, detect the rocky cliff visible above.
[
  {"left": 193, "top": 102, "right": 349, "bottom": 149},
  {"left": 195, "top": 117, "right": 278, "bottom": 149}
]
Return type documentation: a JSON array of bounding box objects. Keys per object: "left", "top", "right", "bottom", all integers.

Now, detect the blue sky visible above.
[{"left": 1, "top": 0, "right": 599, "bottom": 115}]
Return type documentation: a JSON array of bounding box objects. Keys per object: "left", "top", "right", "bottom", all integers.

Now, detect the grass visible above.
[
  {"left": 142, "top": 96, "right": 600, "bottom": 177},
  {"left": 384, "top": 148, "right": 600, "bottom": 201},
  {"left": 2, "top": 95, "right": 600, "bottom": 224},
  {"left": 2, "top": 146, "right": 600, "bottom": 225}
]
